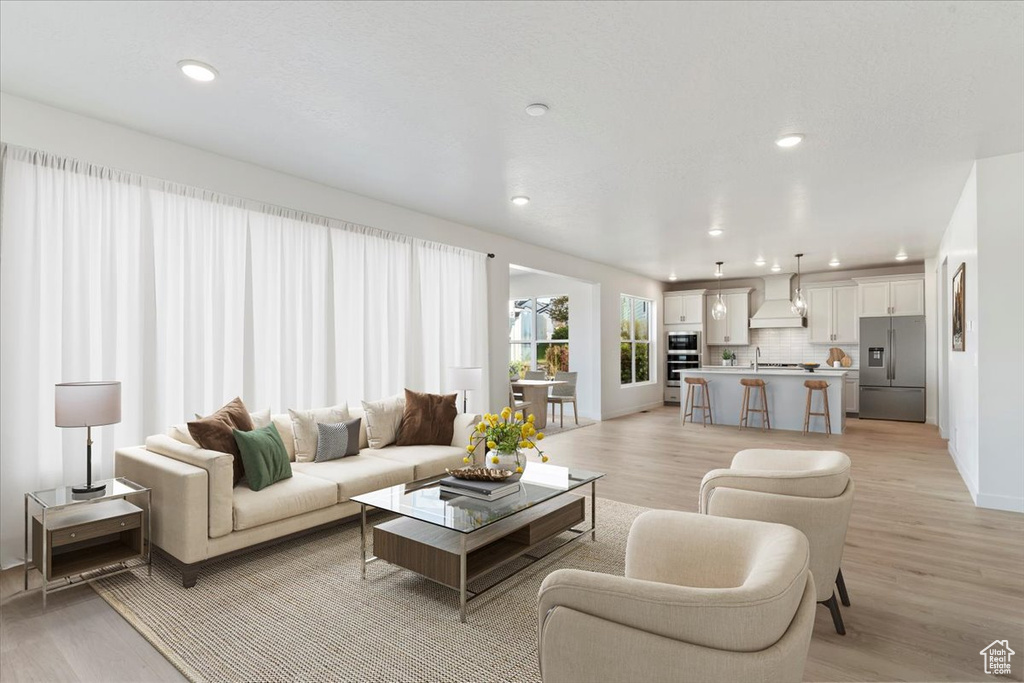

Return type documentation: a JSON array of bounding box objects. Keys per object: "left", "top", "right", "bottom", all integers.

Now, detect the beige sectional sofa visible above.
[{"left": 114, "top": 406, "right": 478, "bottom": 586}]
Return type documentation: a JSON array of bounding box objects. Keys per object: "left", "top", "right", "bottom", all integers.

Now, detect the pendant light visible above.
[
  {"left": 711, "top": 262, "right": 727, "bottom": 320},
  {"left": 791, "top": 253, "right": 808, "bottom": 317}
]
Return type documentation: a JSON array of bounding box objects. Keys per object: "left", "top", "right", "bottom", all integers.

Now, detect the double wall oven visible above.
[{"left": 666, "top": 331, "right": 701, "bottom": 387}]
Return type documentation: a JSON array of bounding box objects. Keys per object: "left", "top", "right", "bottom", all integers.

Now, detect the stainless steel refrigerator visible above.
[{"left": 859, "top": 316, "right": 926, "bottom": 422}]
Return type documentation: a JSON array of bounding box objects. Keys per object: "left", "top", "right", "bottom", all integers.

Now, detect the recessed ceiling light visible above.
[
  {"left": 895, "top": 252, "right": 909, "bottom": 261},
  {"left": 775, "top": 133, "right": 804, "bottom": 148},
  {"left": 708, "top": 227, "right": 723, "bottom": 237},
  {"left": 668, "top": 274, "right": 678, "bottom": 281},
  {"left": 177, "top": 59, "right": 218, "bottom": 82},
  {"left": 770, "top": 264, "right": 782, "bottom": 272},
  {"left": 754, "top": 257, "right": 766, "bottom": 267},
  {"left": 525, "top": 103, "right": 549, "bottom": 117},
  {"left": 511, "top": 196, "right": 530, "bottom": 206},
  {"left": 829, "top": 258, "right": 841, "bottom": 267}
]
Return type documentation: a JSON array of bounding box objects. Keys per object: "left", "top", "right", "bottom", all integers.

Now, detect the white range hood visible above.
[{"left": 749, "top": 274, "right": 807, "bottom": 329}]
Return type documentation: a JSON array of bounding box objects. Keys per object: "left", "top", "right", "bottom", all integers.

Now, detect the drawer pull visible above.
[
  {"left": 120, "top": 522, "right": 126, "bottom": 527},
  {"left": 70, "top": 532, "right": 76, "bottom": 538}
]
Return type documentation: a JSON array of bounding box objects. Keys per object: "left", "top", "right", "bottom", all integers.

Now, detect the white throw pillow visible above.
[
  {"left": 168, "top": 424, "right": 200, "bottom": 447},
  {"left": 250, "top": 407, "right": 272, "bottom": 429},
  {"left": 288, "top": 404, "right": 350, "bottom": 462},
  {"left": 361, "top": 395, "right": 406, "bottom": 449}
]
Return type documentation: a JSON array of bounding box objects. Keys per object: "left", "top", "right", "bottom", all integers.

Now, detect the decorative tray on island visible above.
[{"left": 444, "top": 467, "right": 515, "bottom": 482}]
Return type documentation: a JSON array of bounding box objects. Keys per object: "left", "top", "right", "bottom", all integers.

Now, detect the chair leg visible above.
[
  {"left": 836, "top": 569, "right": 850, "bottom": 607},
  {"left": 823, "top": 390, "right": 832, "bottom": 436},
  {"left": 560, "top": 402, "right": 564, "bottom": 428},
  {"left": 762, "top": 386, "right": 771, "bottom": 430},
  {"left": 738, "top": 386, "right": 748, "bottom": 431},
  {"left": 700, "top": 385, "right": 707, "bottom": 427},
  {"left": 683, "top": 385, "right": 693, "bottom": 423},
  {"left": 572, "top": 400, "right": 578, "bottom": 425},
  {"left": 803, "top": 388, "right": 811, "bottom": 435},
  {"left": 820, "top": 593, "right": 847, "bottom": 635},
  {"left": 705, "top": 384, "right": 713, "bottom": 425}
]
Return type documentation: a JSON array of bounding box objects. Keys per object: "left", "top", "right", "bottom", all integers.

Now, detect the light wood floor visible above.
[{"left": 2, "top": 408, "right": 1022, "bottom": 682}]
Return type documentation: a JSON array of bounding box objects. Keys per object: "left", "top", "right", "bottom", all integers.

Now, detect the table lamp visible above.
[
  {"left": 55, "top": 381, "right": 121, "bottom": 494},
  {"left": 447, "top": 366, "right": 482, "bottom": 413}
]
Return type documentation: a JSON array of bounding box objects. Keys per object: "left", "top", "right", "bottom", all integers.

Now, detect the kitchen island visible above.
[{"left": 680, "top": 367, "right": 848, "bottom": 434}]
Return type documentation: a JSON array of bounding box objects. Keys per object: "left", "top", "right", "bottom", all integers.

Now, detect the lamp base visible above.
[{"left": 72, "top": 482, "right": 107, "bottom": 495}]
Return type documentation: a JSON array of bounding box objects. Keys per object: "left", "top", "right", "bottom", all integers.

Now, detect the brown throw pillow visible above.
[
  {"left": 188, "top": 397, "right": 255, "bottom": 485},
  {"left": 396, "top": 389, "right": 458, "bottom": 447}
]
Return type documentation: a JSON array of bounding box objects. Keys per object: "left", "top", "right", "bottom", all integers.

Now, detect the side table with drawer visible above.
[{"left": 25, "top": 477, "right": 151, "bottom": 606}]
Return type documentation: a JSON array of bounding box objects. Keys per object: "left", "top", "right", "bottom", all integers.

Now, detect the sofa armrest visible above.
[
  {"left": 145, "top": 434, "right": 233, "bottom": 538},
  {"left": 451, "top": 413, "right": 482, "bottom": 447},
  {"left": 114, "top": 446, "right": 210, "bottom": 565}
]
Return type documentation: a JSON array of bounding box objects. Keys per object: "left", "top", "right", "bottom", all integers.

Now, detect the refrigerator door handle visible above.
[
  {"left": 891, "top": 329, "right": 897, "bottom": 383},
  {"left": 886, "top": 329, "right": 892, "bottom": 381}
]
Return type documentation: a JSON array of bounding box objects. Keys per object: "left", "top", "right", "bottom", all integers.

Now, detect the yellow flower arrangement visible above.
[{"left": 465, "top": 406, "right": 550, "bottom": 472}]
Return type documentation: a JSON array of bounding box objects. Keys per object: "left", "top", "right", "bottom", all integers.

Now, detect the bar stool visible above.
[
  {"left": 738, "top": 378, "right": 770, "bottom": 431},
  {"left": 683, "top": 377, "right": 713, "bottom": 426},
  {"left": 803, "top": 380, "right": 831, "bottom": 436}
]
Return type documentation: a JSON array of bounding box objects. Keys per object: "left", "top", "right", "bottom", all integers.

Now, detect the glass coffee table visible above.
[{"left": 352, "top": 464, "right": 603, "bottom": 622}]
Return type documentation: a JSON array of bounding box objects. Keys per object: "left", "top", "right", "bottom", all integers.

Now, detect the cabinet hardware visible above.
[
  {"left": 70, "top": 532, "right": 76, "bottom": 538},
  {"left": 120, "top": 521, "right": 126, "bottom": 527}
]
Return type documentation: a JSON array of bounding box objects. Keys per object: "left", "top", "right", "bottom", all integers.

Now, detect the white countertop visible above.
[{"left": 688, "top": 367, "right": 850, "bottom": 377}]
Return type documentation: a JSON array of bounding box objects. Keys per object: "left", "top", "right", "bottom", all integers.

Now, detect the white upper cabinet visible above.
[
  {"left": 833, "top": 285, "right": 859, "bottom": 341},
  {"left": 808, "top": 284, "right": 858, "bottom": 344},
  {"left": 858, "top": 282, "right": 891, "bottom": 317},
  {"left": 664, "top": 290, "right": 705, "bottom": 324},
  {"left": 705, "top": 289, "right": 750, "bottom": 345},
  {"left": 807, "top": 287, "right": 834, "bottom": 343},
  {"left": 682, "top": 294, "right": 703, "bottom": 325},
  {"left": 855, "top": 276, "right": 925, "bottom": 317},
  {"left": 664, "top": 294, "right": 684, "bottom": 324},
  {"left": 890, "top": 279, "right": 925, "bottom": 316}
]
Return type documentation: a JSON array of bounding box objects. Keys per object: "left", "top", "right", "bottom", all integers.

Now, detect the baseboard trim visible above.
[
  {"left": 947, "top": 442, "right": 978, "bottom": 504},
  {"left": 601, "top": 400, "right": 667, "bottom": 421},
  {"left": 976, "top": 492, "right": 1024, "bottom": 513}
]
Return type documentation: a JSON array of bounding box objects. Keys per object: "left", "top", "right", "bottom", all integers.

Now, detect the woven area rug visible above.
[{"left": 93, "top": 496, "right": 646, "bottom": 683}]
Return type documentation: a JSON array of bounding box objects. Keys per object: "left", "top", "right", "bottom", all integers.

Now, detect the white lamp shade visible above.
[
  {"left": 55, "top": 381, "right": 121, "bottom": 427},
  {"left": 447, "top": 366, "right": 483, "bottom": 392}
]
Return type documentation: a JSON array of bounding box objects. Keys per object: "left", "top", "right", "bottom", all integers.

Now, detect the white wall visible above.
[
  {"left": 933, "top": 165, "right": 980, "bottom": 499},
  {"left": 508, "top": 270, "right": 600, "bottom": 419},
  {"left": 931, "top": 154, "right": 1023, "bottom": 513},
  {"left": 976, "top": 153, "right": 1024, "bottom": 512},
  {"left": 0, "top": 93, "right": 665, "bottom": 420}
]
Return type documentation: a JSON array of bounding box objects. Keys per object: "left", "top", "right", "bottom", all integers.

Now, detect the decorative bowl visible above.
[
  {"left": 445, "top": 467, "right": 515, "bottom": 481},
  {"left": 800, "top": 363, "right": 821, "bottom": 372}
]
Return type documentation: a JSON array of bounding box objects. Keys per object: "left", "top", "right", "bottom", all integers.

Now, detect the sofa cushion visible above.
[
  {"left": 396, "top": 389, "right": 458, "bottom": 446},
  {"left": 232, "top": 471, "right": 337, "bottom": 531},
  {"left": 233, "top": 423, "right": 292, "bottom": 491},
  {"left": 361, "top": 395, "right": 405, "bottom": 449},
  {"left": 364, "top": 444, "right": 466, "bottom": 481},
  {"left": 348, "top": 407, "right": 370, "bottom": 450},
  {"left": 271, "top": 413, "right": 296, "bottom": 461},
  {"left": 288, "top": 404, "right": 350, "bottom": 462},
  {"left": 188, "top": 397, "right": 255, "bottom": 486},
  {"left": 293, "top": 456, "right": 414, "bottom": 502},
  {"left": 314, "top": 418, "right": 361, "bottom": 462}
]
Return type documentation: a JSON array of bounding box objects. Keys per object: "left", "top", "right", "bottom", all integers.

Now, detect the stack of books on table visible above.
[{"left": 439, "top": 475, "right": 522, "bottom": 501}]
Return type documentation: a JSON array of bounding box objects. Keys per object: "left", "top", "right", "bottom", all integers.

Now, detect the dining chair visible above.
[
  {"left": 547, "top": 371, "right": 578, "bottom": 428},
  {"left": 508, "top": 382, "right": 531, "bottom": 414},
  {"left": 525, "top": 370, "right": 547, "bottom": 380}
]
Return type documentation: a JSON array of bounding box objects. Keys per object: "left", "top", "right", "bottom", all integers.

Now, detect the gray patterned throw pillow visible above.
[{"left": 314, "top": 418, "right": 361, "bottom": 462}]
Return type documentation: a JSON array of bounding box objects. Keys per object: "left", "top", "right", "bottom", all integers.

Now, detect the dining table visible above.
[{"left": 509, "top": 379, "right": 567, "bottom": 429}]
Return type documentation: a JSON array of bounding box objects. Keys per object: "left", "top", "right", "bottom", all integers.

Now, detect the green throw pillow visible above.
[{"left": 233, "top": 423, "right": 292, "bottom": 491}]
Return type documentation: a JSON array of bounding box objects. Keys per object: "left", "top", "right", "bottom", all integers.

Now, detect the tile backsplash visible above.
[{"left": 707, "top": 328, "right": 860, "bottom": 368}]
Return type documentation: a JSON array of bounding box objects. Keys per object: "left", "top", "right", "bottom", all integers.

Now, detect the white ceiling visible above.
[{"left": 2, "top": 1, "right": 1022, "bottom": 281}]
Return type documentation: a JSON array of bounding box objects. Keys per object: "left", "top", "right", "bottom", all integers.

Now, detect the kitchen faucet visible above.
[{"left": 754, "top": 346, "right": 761, "bottom": 372}]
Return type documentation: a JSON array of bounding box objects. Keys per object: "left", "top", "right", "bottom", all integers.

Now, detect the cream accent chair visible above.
[
  {"left": 537, "top": 510, "right": 816, "bottom": 683},
  {"left": 700, "top": 449, "right": 855, "bottom": 634}
]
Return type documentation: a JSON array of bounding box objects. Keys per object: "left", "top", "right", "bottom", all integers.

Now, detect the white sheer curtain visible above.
[{"left": 0, "top": 144, "right": 488, "bottom": 568}]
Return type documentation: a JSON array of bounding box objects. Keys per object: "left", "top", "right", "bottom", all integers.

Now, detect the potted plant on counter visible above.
[{"left": 722, "top": 349, "right": 736, "bottom": 366}]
